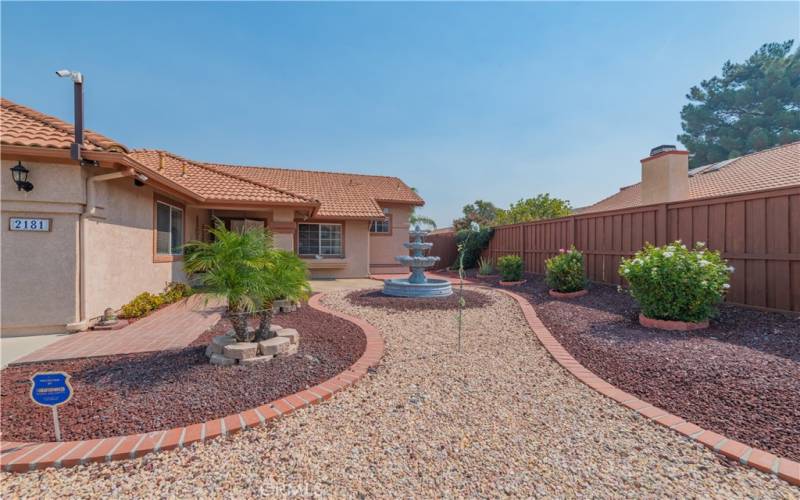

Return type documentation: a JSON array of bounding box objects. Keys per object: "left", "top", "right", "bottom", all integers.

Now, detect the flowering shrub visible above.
[
  {"left": 545, "top": 246, "right": 586, "bottom": 293},
  {"left": 119, "top": 283, "right": 193, "bottom": 319},
  {"left": 618, "top": 241, "right": 733, "bottom": 323},
  {"left": 497, "top": 255, "right": 524, "bottom": 281}
]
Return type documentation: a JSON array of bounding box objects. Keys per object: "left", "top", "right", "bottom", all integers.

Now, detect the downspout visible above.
[{"left": 67, "top": 169, "right": 135, "bottom": 332}]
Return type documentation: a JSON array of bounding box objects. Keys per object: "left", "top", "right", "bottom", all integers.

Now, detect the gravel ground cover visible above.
[
  {"left": 345, "top": 288, "right": 492, "bottom": 311},
  {"left": 2, "top": 288, "right": 795, "bottom": 497},
  {"left": 496, "top": 274, "right": 800, "bottom": 462},
  {"left": 0, "top": 304, "right": 365, "bottom": 442}
]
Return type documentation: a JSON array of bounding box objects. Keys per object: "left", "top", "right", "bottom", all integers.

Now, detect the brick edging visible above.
[
  {"left": 494, "top": 288, "right": 800, "bottom": 487},
  {"left": 0, "top": 293, "right": 384, "bottom": 473}
]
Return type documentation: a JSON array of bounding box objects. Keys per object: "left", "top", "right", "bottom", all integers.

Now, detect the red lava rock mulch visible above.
[
  {"left": 504, "top": 274, "right": 800, "bottom": 463},
  {"left": 0, "top": 303, "right": 366, "bottom": 442},
  {"left": 345, "top": 289, "right": 493, "bottom": 311}
]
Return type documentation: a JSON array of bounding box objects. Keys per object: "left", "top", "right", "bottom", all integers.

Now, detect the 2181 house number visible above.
[{"left": 9, "top": 217, "right": 51, "bottom": 232}]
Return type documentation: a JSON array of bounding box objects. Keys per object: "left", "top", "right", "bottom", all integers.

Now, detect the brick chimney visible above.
[{"left": 640, "top": 145, "right": 689, "bottom": 205}]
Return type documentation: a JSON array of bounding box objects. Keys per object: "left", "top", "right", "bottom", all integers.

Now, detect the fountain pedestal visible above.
[{"left": 382, "top": 226, "right": 453, "bottom": 297}]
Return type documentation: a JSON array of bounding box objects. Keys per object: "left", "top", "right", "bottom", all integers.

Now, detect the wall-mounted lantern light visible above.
[{"left": 10, "top": 161, "right": 33, "bottom": 192}]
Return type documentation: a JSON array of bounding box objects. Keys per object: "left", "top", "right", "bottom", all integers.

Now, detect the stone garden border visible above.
[
  {"left": 0, "top": 293, "right": 384, "bottom": 473},
  {"left": 493, "top": 287, "right": 800, "bottom": 487}
]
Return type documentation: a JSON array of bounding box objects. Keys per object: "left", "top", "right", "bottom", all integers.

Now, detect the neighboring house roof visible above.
[
  {"left": 579, "top": 142, "right": 800, "bottom": 214},
  {"left": 128, "top": 150, "right": 318, "bottom": 206},
  {"left": 0, "top": 98, "right": 127, "bottom": 152},
  {"left": 203, "top": 162, "right": 424, "bottom": 219}
]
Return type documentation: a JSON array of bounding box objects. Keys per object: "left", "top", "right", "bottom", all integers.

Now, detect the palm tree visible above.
[
  {"left": 183, "top": 220, "right": 273, "bottom": 342},
  {"left": 255, "top": 250, "right": 311, "bottom": 341},
  {"left": 409, "top": 187, "right": 437, "bottom": 229}
]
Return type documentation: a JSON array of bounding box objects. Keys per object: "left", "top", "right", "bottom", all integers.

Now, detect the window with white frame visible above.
[
  {"left": 155, "top": 201, "right": 184, "bottom": 255},
  {"left": 298, "top": 223, "right": 343, "bottom": 256},
  {"left": 369, "top": 218, "right": 390, "bottom": 234}
]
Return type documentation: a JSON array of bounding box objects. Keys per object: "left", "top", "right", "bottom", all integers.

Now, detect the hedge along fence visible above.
[
  {"left": 484, "top": 186, "right": 800, "bottom": 312},
  {"left": 421, "top": 230, "right": 460, "bottom": 269}
]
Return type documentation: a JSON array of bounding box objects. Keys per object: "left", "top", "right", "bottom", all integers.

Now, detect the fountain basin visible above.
[{"left": 383, "top": 278, "right": 453, "bottom": 298}]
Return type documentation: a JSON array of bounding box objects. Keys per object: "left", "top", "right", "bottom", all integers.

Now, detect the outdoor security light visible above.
[
  {"left": 10, "top": 161, "right": 33, "bottom": 192},
  {"left": 55, "top": 69, "right": 83, "bottom": 83}
]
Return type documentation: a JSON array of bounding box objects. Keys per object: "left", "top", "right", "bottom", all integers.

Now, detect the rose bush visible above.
[
  {"left": 618, "top": 241, "right": 733, "bottom": 323},
  {"left": 545, "top": 246, "right": 586, "bottom": 293}
]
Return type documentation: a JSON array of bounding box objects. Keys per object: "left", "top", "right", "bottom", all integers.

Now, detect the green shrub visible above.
[
  {"left": 453, "top": 227, "right": 493, "bottom": 269},
  {"left": 618, "top": 241, "right": 733, "bottom": 323},
  {"left": 545, "top": 246, "right": 586, "bottom": 292},
  {"left": 120, "top": 283, "right": 192, "bottom": 319},
  {"left": 477, "top": 257, "right": 495, "bottom": 276},
  {"left": 120, "top": 292, "right": 163, "bottom": 319},
  {"left": 497, "top": 255, "right": 523, "bottom": 281},
  {"left": 161, "top": 282, "right": 193, "bottom": 303}
]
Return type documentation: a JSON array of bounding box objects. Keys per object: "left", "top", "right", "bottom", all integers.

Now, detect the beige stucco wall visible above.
[
  {"left": 83, "top": 178, "right": 205, "bottom": 321},
  {"left": 1, "top": 159, "right": 209, "bottom": 337},
  {"left": 369, "top": 204, "right": 411, "bottom": 274},
  {"left": 1, "top": 160, "right": 83, "bottom": 336},
  {"left": 641, "top": 152, "right": 689, "bottom": 205},
  {"left": 302, "top": 219, "right": 370, "bottom": 279}
]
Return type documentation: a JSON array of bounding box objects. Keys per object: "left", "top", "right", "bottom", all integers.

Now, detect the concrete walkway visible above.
[
  {"left": 11, "top": 295, "right": 224, "bottom": 364},
  {"left": 0, "top": 334, "right": 69, "bottom": 368}
]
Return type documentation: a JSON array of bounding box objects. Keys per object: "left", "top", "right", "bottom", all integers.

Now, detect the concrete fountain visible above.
[{"left": 383, "top": 225, "right": 453, "bottom": 297}]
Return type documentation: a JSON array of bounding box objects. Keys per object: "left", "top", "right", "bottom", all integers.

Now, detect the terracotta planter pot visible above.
[
  {"left": 498, "top": 280, "right": 526, "bottom": 287},
  {"left": 639, "top": 313, "right": 709, "bottom": 331},
  {"left": 548, "top": 289, "right": 588, "bottom": 299},
  {"left": 475, "top": 274, "right": 499, "bottom": 279}
]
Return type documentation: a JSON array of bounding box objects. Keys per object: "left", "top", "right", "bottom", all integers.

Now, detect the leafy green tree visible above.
[
  {"left": 678, "top": 40, "right": 800, "bottom": 168},
  {"left": 453, "top": 200, "right": 500, "bottom": 230},
  {"left": 494, "top": 194, "right": 572, "bottom": 225}
]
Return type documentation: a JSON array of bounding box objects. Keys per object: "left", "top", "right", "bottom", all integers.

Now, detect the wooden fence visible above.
[
  {"left": 425, "top": 230, "right": 459, "bottom": 270},
  {"left": 484, "top": 186, "right": 800, "bottom": 312}
]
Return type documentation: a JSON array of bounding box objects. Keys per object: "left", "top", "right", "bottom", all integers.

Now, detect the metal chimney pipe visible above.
[
  {"left": 71, "top": 76, "right": 84, "bottom": 161},
  {"left": 56, "top": 69, "right": 84, "bottom": 161}
]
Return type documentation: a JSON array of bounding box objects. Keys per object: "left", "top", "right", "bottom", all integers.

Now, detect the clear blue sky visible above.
[{"left": 3, "top": 2, "right": 798, "bottom": 226}]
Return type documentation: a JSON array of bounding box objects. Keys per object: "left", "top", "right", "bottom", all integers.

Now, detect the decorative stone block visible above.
[
  {"left": 270, "top": 324, "right": 283, "bottom": 334},
  {"left": 258, "top": 337, "right": 289, "bottom": 356},
  {"left": 207, "top": 335, "right": 237, "bottom": 356},
  {"left": 239, "top": 355, "right": 275, "bottom": 365},
  {"left": 273, "top": 300, "right": 297, "bottom": 313},
  {"left": 279, "top": 344, "right": 298, "bottom": 357},
  {"left": 210, "top": 353, "right": 235, "bottom": 366},
  {"left": 223, "top": 342, "right": 259, "bottom": 360},
  {"left": 276, "top": 328, "right": 299, "bottom": 345}
]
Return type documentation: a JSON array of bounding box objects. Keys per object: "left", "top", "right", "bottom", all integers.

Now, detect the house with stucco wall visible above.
[{"left": 0, "top": 98, "right": 422, "bottom": 337}]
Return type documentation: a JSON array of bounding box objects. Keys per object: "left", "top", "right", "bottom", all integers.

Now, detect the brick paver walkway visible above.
[{"left": 13, "top": 295, "right": 224, "bottom": 364}]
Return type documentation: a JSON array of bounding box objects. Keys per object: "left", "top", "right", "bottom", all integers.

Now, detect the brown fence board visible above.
[{"left": 484, "top": 186, "right": 800, "bottom": 312}]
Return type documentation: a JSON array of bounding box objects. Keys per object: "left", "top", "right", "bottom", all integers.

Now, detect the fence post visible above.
[{"left": 656, "top": 204, "right": 668, "bottom": 246}]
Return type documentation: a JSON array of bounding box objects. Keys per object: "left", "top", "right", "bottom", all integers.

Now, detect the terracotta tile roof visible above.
[
  {"left": 1, "top": 98, "right": 127, "bottom": 152},
  {"left": 200, "top": 162, "right": 423, "bottom": 219},
  {"left": 579, "top": 142, "right": 800, "bottom": 214},
  {"left": 128, "top": 150, "right": 318, "bottom": 206}
]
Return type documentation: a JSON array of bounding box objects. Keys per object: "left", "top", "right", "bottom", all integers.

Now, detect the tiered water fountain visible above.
[{"left": 383, "top": 225, "right": 453, "bottom": 297}]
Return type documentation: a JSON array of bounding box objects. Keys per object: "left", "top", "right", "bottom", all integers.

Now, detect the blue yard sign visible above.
[
  {"left": 30, "top": 372, "right": 73, "bottom": 407},
  {"left": 30, "top": 372, "right": 73, "bottom": 441}
]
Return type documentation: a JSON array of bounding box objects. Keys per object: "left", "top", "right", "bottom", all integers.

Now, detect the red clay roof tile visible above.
[{"left": 1, "top": 98, "right": 127, "bottom": 152}]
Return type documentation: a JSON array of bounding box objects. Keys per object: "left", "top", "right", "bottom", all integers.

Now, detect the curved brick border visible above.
[
  {"left": 0, "top": 293, "right": 384, "bottom": 473},
  {"left": 494, "top": 288, "right": 800, "bottom": 487}
]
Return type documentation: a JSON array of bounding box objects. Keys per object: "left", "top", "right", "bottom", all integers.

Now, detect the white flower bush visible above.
[{"left": 619, "top": 241, "right": 733, "bottom": 323}]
